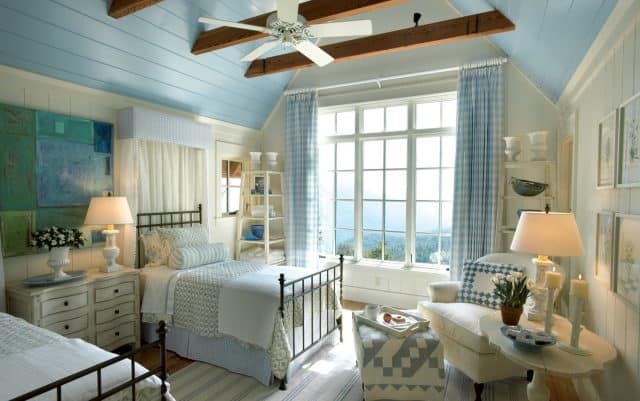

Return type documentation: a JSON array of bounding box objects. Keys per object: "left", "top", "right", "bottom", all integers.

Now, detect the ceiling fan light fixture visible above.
[{"left": 266, "top": 13, "right": 310, "bottom": 45}]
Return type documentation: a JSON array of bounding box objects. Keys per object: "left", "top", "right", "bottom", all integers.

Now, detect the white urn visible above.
[
  {"left": 249, "top": 152, "right": 262, "bottom": 171},
  {"left": 503, "top": 136, "right": 522, "bottom": 161},
  {"left": 528, "top": 131, "right": 549, "bottom": 161},
  {"left": 47, "top": 246, "right": 70, "bottom": 281}
]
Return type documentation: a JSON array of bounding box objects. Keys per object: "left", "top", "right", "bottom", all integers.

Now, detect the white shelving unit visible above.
[
  {"left": 235, "top": 170, "right": 286, "bottom": 265},
  {"left": 496, "top": 161, "right": 556, "bottom": 251}
]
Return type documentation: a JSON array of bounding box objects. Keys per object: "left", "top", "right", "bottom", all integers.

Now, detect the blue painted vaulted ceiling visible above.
[{"left": 0, "top": 1, "right": 619, "bottom": 129}]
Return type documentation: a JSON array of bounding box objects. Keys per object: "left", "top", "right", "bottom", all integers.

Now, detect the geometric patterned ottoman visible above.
[{"left": 352, "top": 312, "right": 445, "bottom": 401}]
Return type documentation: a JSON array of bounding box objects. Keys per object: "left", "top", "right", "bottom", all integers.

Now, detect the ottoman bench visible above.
[{"left": 352, "top": 312, "right": 446, "bottom": 401}]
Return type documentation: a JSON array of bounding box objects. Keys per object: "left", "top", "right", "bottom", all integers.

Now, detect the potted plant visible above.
[
  {"left": 30, "top": 226, "right": 85, "bottom": 280},
  {"left": 492, "top": 272, "right": 533, "bottom": 325}
]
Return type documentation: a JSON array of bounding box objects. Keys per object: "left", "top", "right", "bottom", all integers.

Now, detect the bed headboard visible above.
[{"left": 135, "top": 204, "right": 203, "bottom": 268}]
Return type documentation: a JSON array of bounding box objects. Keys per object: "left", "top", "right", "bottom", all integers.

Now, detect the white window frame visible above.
[
  {"left": 220, "top": 159, "right": 243, "bottom": 217},
  {"left": 318, "top": 92, "right": 457, "bottom": 270}
]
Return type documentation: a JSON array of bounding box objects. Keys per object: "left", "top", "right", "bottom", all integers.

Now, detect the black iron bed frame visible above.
[
  {"left": 136, "top": 204, "right": 344, "bottom": 390},
  {"left": 10, "top": 322, "right": 168, "bottom": 401}
]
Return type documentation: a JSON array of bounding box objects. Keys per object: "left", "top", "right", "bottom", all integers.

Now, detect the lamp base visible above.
[
  {"left": 100, "top": 229, "right": 122, "bottom": 273},
  {"left": 557, "top": 342, "right": 592, "bottom": 356}
]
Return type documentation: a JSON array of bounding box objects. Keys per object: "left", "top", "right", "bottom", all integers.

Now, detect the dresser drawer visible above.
[
  {"left": 97, "top": 321, "right": 135, "bottom": 348},
  {"left": 41, "top": 292, "right": 88, "bottom": 317},
  {"left": 95, "top": 281, "right": 134, "bottom": 303},
  {"left": 96, "top": 301, "right": 135, "bottom": 325},
  {"left": 44, "top": 315, "right": 88, "bottom": 336}
]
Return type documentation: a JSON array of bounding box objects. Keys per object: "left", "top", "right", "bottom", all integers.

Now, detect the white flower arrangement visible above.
[
  {"left": 30, "top": 226, "right": 85, "bottom": 250},
  {"left": 492, "top": 271, "right": 533, "bottom": 308}
]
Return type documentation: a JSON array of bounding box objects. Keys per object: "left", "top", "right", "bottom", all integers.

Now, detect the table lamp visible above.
[
  {"left": 510, "top": 210, "right": 585, "bottom": 320},
  {"left": 84, "top": 196, "right": 133, "bottom": 273}
]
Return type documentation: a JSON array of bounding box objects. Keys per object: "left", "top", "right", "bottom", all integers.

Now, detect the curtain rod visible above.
[{"left": 284, "top": 57, "right": 508, "bottom": 95}]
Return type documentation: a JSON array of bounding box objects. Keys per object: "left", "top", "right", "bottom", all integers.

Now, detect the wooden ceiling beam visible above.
[
  {"left": 108, "top": 0, "right": 162, "bottom": 19},
  {"left": 245, "top": 10, "right": 515, "bottom": 78},
  {"left": 191, "top": 0, "right": 408, "bottom": 55}
]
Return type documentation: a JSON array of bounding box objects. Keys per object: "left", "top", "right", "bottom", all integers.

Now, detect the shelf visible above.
[
  {"left": 243, "top": 217, "right": 284, "bottom": 221},
  {"left": 247, "top": 193, "right": 283, "bottom": 197},
  {"left": 240, "top": 237, "right": 285, "bottom": 245},
  {"left": 502, "top": 195, "right": 554, "bottom": 200},
  {"left": 243, "top": 170, "right": 282, "bottom": 175},
  {"left": 504, "top": 161, "right": 555, "bottom": 169}
]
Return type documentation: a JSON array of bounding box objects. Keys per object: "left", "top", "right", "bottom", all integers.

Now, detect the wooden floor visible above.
[{"left": 136, "top": 300, "right": 579, "bottom": 401}]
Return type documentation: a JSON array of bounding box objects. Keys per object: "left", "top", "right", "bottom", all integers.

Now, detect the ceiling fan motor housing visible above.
[{"left": 267, "top": 13, "right": 311, "bottom": 46}]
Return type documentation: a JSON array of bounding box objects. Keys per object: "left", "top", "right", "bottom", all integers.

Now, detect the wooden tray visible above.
[{"left": 355, "top": 306, "right": 430, "bottom": 338}]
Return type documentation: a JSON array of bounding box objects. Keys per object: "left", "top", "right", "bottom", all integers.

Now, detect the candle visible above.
[
  {"left": 545, "top": 268, "right": 562, "bottom": 289},
  {"left": 570, "top": 274, "right": 589, "bottom": 300}
]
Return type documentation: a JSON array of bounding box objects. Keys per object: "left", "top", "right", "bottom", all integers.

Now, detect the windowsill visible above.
[{"left": 321, "top": 256, "right": 449, "bottom": 278}]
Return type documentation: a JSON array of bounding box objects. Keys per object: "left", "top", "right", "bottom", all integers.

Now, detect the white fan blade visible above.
[
  {"left": 277, "top": 0, "right": 299, "bottom": 23},
  {"left": 241, "top": 40, "right": 280, "bottom": 62},
  {"left": 308, "top": 20, "right": 373, "bottom": 38},
  {"left": 198, "top": 17, "right": 271, "bottom": 34},
  {"left": 294, "top": 40, "right": 334, "bottom": 67}
]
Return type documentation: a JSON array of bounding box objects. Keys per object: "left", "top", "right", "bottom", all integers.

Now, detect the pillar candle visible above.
[
  {"left": 545, "top": 269, "right": 562, "bottom": 289},
  {"left": 570, "top": 274, "right": 589, "bottom": 300}
]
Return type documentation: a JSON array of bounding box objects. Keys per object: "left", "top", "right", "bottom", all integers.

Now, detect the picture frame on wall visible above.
[
  {"left": 613, "top": 214, "right": 640, "bottom": 309},
  {"left": 618, "top": 93, "right": 640, "bottom": 187},
  {"left": 597, "top": 111, "right": 617, "bottom": 188},
  {"left": 595, "top": 211, "right": 614, "bottom": 288}
]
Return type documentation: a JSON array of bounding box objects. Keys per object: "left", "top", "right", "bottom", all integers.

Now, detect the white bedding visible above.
[{"left": 0, "top": 313, "right": 173, "bottom": 401}]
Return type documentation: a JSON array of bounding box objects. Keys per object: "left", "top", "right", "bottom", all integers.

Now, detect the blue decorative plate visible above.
[
  {"left": 22, "top": 271, "right": 87, "bottom": 287},
  {"left": 501, "top": 325, "right": 557, "bottom": 352}
]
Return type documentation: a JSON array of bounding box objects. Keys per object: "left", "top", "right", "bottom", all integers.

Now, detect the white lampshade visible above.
[
  {"left": 510, "top": 211, "right": 585, "bottom": 257},
  {"left": 84, "top": 196, "right": 133, "bottom": 225}
]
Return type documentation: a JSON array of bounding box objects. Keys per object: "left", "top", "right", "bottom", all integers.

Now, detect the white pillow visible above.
[
  {"left": 140, "top": 231, "right": 170, "bottom": 267},
  {"left": 168, "top": 243, "right": 229, "bottom": 270},
  {"left": 157, "top": 225, "right": 208, "bottom": 250}
]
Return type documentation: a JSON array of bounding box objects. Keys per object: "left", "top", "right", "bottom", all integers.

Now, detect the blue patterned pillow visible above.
[
  {"left": 168, "top": 243, "right": 229, "bottom": 269},
  {"left": 457, "top": 261, "right": 522, "bottom": 309}
]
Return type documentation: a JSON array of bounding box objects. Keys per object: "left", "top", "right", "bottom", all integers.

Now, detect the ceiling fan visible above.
[{"left": 198, "top": 0, "right": 373, "bottom": 67}]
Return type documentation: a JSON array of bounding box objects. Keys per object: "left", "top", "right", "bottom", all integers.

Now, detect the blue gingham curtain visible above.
[
  {"left": 451, "top": 62, "right": 504, "bottom": 279},
  {"left": 284, "top": 90, "right": 319, "bottom": 267}
]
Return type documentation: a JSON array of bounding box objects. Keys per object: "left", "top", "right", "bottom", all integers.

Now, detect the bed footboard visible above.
[
  {"left": 10, "top": 321, "right": 169, "bottom": 401},
  {"left": 278, "top": 255, "right": 344, "bottom": 390}
]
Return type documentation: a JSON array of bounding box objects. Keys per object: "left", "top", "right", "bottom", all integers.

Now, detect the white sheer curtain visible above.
[{"left": 116, "top": 139, "right": 210, "bottom": 266}]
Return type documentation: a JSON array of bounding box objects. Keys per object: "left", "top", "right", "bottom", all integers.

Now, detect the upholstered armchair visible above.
[{"left": 418, "top": 253, "right": 537, "bottom": 401}]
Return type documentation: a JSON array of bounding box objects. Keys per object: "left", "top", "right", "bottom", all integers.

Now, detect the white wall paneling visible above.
[{"left": 558, "top": 1, "right": 640, "bottom": 398}]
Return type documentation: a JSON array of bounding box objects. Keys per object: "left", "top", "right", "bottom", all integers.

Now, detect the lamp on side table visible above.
[
  {"left": 510, "top": 210, "right": 585, "bottom": 323},
  {"left": 84, "top": 196, "right": 133, "bottom": 273}
]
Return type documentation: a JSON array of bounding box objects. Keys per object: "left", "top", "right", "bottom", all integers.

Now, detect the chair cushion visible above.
[
  {"left": 457, "top": 261, "right": 522, "bottom": 309},
  {"left": 418, "top": 301, "right": 495, "bottom": 353}
]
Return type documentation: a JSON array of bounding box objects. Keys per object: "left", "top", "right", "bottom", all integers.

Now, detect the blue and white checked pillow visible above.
[
  {"left": 457, "top": 261, "right": 522, "bottom": 309},
  {"left": 168, "top": 243, "right": 229, "bottom": 270},
  {"left": 158, "top": 225, "right": 208, "bottom": 249}
]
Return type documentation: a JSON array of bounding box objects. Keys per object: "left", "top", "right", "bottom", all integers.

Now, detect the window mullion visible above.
[
  {"left": 354, "top": 137, "right": 363, "bottom": 261},
  {"left": 407, "top": 133, "right": 417, "bottom": 268}
]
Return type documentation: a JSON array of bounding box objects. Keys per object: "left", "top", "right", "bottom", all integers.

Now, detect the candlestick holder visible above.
[
  {"left": 544, "top": 287, "right": 556, "bottom": 334},
  {"left": 558, "top": 297, "right": 592, "bottom": 355}
]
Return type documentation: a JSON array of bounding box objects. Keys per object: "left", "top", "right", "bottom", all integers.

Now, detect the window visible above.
[
  {"left": 220, "top": 160, "right": 242, "bottom": 215},
  {"left": 318, "top": 94, "right": 456, "bottom": 269}
]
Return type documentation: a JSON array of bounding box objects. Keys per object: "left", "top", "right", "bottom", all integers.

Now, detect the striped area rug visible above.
[{"left": 169, "top": 342, "right": 529, "bottom": 401}]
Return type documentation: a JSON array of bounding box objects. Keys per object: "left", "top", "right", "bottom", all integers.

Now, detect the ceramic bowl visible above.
[
  {"left": 510, "top": 177, "right": 548, "bottom": 196},
  {"left": 500, "top": 325, "right": 556, "bottom": 352}
]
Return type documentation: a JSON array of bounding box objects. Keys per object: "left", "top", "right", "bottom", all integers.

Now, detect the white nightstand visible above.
[{"left": 6, "top": 267, "right": 140, "bottom": 351}]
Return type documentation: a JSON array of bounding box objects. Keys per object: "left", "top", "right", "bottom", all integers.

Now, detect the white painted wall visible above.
[
  {"left": 261, "top": 0, "right": 560, "bottom": 307},
  {"left": 558, "top": 1, "right": 640, "bottom": 399},
  {"left": 0, "top": 64, "right": 261, "bottom": 284}
]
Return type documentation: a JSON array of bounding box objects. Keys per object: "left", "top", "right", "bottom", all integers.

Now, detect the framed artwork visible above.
[
  {"left": 595, "top": 211, "right": 614, "bottom": 288},
  {"left": 618, "top": 93, "right": 640, "bottom": 187},
  {"left": 614, "top": 214, "right": 640, "bottom": 309},
  {"left": 597, "top": 111, "right": 617, "bottom": 188}
]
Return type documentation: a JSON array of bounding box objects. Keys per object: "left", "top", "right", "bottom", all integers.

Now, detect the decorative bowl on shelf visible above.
[
  {"left": 510, "top": 177, "right": 548, "bottom": 196},
  {"left": 250, "top": 224, "right": 264, "bottom": 239},
  {"left": 500, "top": 325, "right": 556, "bottom": 352}
]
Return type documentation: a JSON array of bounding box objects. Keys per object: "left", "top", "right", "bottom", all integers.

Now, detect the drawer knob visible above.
[
  {"left": 114, "top": 289, "right": 119, "bottom": 294},
  {"left": 63, "top": 301, "right": 69, "bottom": 306},
  {"left": 115, "top": 331, "right": 120, "bottom": 336},
  {"left": 64, "top": 324, "right": 69, "bottom": 330},
  {"left": 114, "top": 309, "right": 120, "bottom": 315}
]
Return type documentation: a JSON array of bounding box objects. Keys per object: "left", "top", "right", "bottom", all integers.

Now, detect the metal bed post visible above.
[
  {"left": 158, "top": 321, "right": 168, "bottom": 400},
  {"left": 278, "top": 273, "right": 287, "bottom": 391},
  {"left": 338, "top": 254, "right": 344, "bottom": 342}
]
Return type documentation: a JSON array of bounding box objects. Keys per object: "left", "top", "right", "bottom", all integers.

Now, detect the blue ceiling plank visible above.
[{"left": 0, "top": 4, "right": 274, "bottom": 116}]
